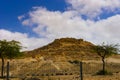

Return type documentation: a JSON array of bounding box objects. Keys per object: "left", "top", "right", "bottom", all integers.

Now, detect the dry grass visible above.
[{"left": 0, "top": 56, "right": 120, "bottom": 80}]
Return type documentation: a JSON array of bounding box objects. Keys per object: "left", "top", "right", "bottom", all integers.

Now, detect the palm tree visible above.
[{"left": 93, "top": 43, "right": 119, "bottom": 75}]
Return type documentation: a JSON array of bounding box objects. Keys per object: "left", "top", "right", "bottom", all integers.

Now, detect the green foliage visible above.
[
  {"left": 93, "top": 43, "right": 119, "bottom": 75},
  {"left": 96, "top": 70, "right": 113, "bottom": 75},
  {"left": 0, "top": 40, "right": 23, "bottom": 77},
  {"left": 93, "top": 43, "right": 119, "bottom": 58},
  {"left": 0, "top": 40, "right": 23, "bottom": 59}
]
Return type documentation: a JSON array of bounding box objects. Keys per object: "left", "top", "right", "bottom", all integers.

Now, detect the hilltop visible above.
[{"left": 25, "top": 38, "right": 99, "bottom": 61}]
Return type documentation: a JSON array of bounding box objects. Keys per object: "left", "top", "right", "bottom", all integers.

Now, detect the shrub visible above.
[
  {"left": 96, "top": 70, "right": 113, "bottom": 75},
  {"left": 73, "top": 60, "right": 79, "bottom": 64},
  {"left": 68, "top": 60, "right": 79, "bottom": 64}
]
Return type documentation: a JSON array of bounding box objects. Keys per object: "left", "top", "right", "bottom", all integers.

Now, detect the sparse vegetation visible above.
[
  {"left": 93, "top": 43, "right": 119, "bottom": 75},
  {"left": 68, "top": 60, "right": 79, "bottom": 64},
  {"left": 0, "top": 38, "right": 120, "bottom": 80},
  {"left": 0, "top": 40, "right": 23, "bottom": 77},
  {"left": 96, "top": 70, "right": 113, "bottom": 75}
]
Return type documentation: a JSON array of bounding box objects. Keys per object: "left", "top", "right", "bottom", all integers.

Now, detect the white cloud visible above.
[
  {"left": 1, "top": 0, "right": 120, "bottom": 51},
  {"left": 18, "top": 15, "right": 25, "bottom": 21},
  {"left": 91, "top": 15, "right": 120, "bottom": 44},
  {"left": 66, "top": 0, "right": 120, "bottom": 18},
  {"left": 20, "top": 7, "right": 120, "bottom": 46},
  {"left": 21, "top": 7, "right": 92, "bottom": 39},
  {"left": 0, "top": 29, "right": 51, "bottom": 51},
  {"left": 16, "top": 0, "right": 120, "bottom": 50}
]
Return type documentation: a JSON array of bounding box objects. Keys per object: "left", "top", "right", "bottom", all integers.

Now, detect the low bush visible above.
[
  {"left": 96, "top": 70, "right": 113, "bottom": 75},
  {"left": 68, "top": 60, "right": 79, "bottom": 64}
]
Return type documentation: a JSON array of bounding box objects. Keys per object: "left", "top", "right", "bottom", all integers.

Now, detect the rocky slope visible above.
[{"left": 24, "top": 38, "right": 99, "bottom": 61}]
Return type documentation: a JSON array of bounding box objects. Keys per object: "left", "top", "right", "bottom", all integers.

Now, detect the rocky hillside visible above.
[{"left": 25, "top": 38, "right": 99, "bottom": 61}]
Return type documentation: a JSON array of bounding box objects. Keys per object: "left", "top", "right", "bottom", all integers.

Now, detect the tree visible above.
[
  {"left": 0, "top": 40, "right": 23, "bottom": 77},
  {"left": 93, "top": 43, "right": 119, "bottom": 75}
]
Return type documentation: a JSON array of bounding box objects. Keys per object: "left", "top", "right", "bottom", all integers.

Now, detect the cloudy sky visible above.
[{"left": 0, "top": 0, "right": 120, "bottom": 51}]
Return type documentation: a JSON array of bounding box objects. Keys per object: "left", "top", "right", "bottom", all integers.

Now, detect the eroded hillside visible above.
[{"left": 25, "top": 38, "right": 99, "bottom": 61}]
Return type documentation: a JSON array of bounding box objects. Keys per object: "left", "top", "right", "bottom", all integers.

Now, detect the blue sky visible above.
[
  {"left": 0, "top": 0, "right": 120, "bottom": 51},
  {"left": 0, "top": 0, "right": 67, "bottom": 36}
]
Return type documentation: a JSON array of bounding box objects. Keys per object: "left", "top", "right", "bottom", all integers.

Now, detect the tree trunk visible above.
[
  {"left": 6, "top": 61, "right": 10, "bottom": 80},
  {"left": 102, "top": 57, "right": 105, "bottom": 75},
  {"left": 1, "top": 57, "right": 4, "bottom": 77}
]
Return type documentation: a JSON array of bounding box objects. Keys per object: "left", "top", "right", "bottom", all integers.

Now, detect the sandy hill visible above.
[
  {"left": 3, "top": 38, "right": 120, "bottom": 80},
  {"left": 24, "top": 38, "right": 99, "bottom": 61}
]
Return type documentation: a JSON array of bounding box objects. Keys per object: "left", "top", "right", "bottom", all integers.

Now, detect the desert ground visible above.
[{"left": 0, "top": 55, "right": 120, "bottom": 80}]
